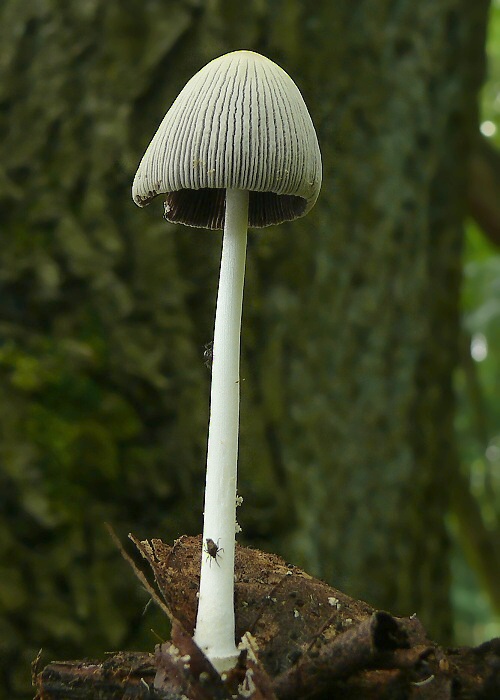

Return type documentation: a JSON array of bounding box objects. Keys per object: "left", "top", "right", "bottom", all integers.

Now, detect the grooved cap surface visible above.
[{"left": 132, "top": 50, "right": 322, "bottom": 229}]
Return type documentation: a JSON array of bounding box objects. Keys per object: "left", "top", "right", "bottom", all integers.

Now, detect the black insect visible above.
[
  {"left": 203, "top": 341, "right": 213, "bottom": 369},
  {"left": 204, "top": 537, "right": 223, "bottom": 566}
]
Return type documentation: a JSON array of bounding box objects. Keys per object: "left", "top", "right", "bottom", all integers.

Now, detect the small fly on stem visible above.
[
  {"left": 204, "top": 538, "right": 223, "bottom": 566},
  {"left": 203, "top": 341, "right": 213, "bottom": 369}
]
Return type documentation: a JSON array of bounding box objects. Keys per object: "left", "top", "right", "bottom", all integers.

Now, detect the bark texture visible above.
[{"left": 0, "top": 0, "right": 490, "bottom": 696}]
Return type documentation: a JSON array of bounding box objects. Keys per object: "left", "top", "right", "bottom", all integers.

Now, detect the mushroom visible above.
[{"left": 132, "top": 50, "right": 321, "bottom": 672}]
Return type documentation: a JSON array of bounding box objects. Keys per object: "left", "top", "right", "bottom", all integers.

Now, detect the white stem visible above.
[{"left": 193, "top": 188, "right": 249, "bottom": 672}]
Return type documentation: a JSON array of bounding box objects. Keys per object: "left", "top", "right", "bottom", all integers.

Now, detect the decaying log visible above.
[
  {"left": 34, "top": 652, "right": 156, "bottom": 699},
  {"left": 34, "top": 536, "right": 500, "bottom": 699}
]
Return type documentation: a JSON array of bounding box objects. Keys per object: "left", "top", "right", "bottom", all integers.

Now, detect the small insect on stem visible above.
[
  {"left": 203, "top": 341, "right": 213, "bottom": 369},
  {"left": 204, "top": 537, "right": 224, "bottom": 567}
]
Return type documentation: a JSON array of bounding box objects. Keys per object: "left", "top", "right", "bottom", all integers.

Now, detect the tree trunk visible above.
[
  {"left": 0, "top": 0, "right": 489, "bottom": 696},
  {"left": 238, "top": 0, "right": 489, "bottom": 644}
]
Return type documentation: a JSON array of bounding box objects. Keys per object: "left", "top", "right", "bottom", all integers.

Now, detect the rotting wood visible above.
[{"left": 35, "top": 536, "right": 500, "bottom": 699}]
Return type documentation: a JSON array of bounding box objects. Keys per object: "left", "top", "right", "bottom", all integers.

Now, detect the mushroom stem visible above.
[{"left": 193, "top": 188, "right": 249, "bottom": 671}]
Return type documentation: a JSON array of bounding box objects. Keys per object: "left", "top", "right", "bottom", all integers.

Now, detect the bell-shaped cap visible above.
[{"left": 132, "top": 50, "right": 322, "bottom": 229}]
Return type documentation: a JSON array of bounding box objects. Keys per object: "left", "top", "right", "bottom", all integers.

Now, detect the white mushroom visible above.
[{"left": 132, "top": 50, "right": 321, "bottom": 673}]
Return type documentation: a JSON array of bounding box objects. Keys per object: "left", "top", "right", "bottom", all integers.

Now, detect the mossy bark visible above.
[{"left": 0, "top": 0, "right": 489, "bottom": 696}]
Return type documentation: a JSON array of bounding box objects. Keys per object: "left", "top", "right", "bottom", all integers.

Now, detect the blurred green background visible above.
[
  {"left": 453, "top": 0, "right": 500, "bottom": 645},
  {"left": 1, "top": 1, "right": 500, "bottom": 698}
]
